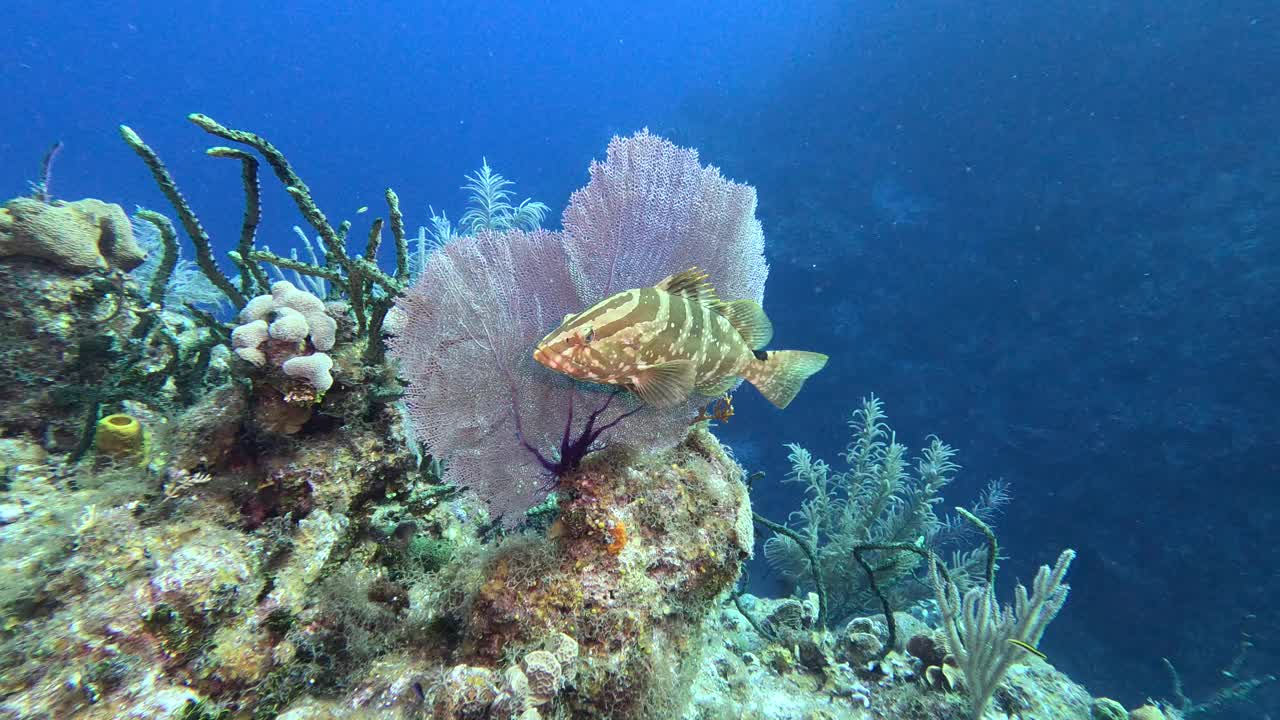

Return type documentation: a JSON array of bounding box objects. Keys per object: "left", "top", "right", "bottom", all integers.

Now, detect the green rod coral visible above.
[
  {"left": 130, "top": 210, "right": 178, "bottom": 340},
  {"left": 206, "top": 146, "right": 269, "bottom": 295},
  {"left": 119, "top": 125, "right": 246, "bottom": 307},
  {"left": 386, "top": 188, "right": 409, "bottom": 283}
]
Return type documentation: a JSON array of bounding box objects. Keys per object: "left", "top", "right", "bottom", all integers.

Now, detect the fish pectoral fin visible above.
[
  {"left": 695, "top": 374, "right": 739, "bottom": 397},
  {"left": 721, "top": 299, "right": 774, "bottom": 350},
  {"left": 631, "top": 360, "right": 696, "bottom": 408},
  {"left": 656, "top": 268, "right": 721, "bottom": 308}
]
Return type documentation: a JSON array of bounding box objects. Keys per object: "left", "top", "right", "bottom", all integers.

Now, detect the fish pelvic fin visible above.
[
  {"left": 743, "top": 350, "right": 829, "bottom": 409},
  {"left": 631, "top": 359, "right": 697, "bottom": 408},
  {"left": 720, "top": 299, "right": 773, "bottom": 350}
]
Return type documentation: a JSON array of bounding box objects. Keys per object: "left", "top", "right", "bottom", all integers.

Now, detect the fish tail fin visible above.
[{"left": 743, "top": 350, "right": 829, "bottom": 409}]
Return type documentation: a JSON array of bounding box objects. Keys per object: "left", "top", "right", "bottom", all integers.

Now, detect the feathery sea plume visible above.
[{"left": 458, "top": 158, "right": 550, "bottom": 234}]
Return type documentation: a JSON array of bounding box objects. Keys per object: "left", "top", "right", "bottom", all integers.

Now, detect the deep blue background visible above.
[
  {"left": 4, "top": 0, "right": 1277, "bottom": 712},
  {"left": 2, "top": 1, "right": 814, "bottom": 260}
]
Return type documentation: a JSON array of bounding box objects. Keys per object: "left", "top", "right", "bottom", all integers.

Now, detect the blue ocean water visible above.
[{"left": 4, "top": 0, "right": 1277, "bottom": 714}]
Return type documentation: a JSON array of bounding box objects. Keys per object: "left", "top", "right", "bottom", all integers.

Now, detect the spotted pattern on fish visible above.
[{"left": 534, "top": 269, "right": 828, "bottom": 409}]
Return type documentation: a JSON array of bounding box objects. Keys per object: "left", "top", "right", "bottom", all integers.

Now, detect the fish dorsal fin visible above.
[
  {"left": 656, "top": 268, "right": 721, "bottom": 307},
  {"left": 631, "top": 359, "right": 696, "bottom": 408},
  {"left": 721, "top": 299, "right": 774, "bottom": 350}
]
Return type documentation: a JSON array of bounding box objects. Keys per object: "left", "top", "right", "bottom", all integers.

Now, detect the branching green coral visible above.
[
  {"left": 762, "top": 395, "right": 1003, "bottom": 622},
  {"left": 1162, "top": 635, "right": 1276, "bottom": 718},
  {"left": 131, "top": 214, "right": 228, "bottom": 314},
  {"left": 386, "top": 188, "right": 409, "bottom": 283},
  {"left": 62, "top": 238, "right": 218, "bottom": 460},
  {"left": 120, "top": 125, "right": 246, "bottom": 307},
  {"left": 122, "top": 113, "right": 410, "bottom": 366},
  {"left": 205, "top": 146, "right": 269, "bottom": 295},
  {"left": 130, "top": 211, "right": 178, "bottom": 340}
]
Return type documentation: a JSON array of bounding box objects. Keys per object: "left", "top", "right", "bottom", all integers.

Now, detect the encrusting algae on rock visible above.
[{"left": 457, "top": 426, "right": 753, "bottom": 719}]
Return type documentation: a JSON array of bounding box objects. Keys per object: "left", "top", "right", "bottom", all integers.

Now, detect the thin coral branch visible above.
[
  {"left": 30, "top": 140, "right": 63, "bottom": 202},
  {"left": 245, "top": 250, "right": 344, "bottom": 285},
  {"left": 130, "top": 210, "right": 178, "bottom": 340},
  {"left": 386, "top": 188, "right": 409, "bottom": 283},
  {"left": 955, "top": 506, "right": 998, "bottom": 586},
  {"left": 206, "top": 146, "right": 268, "bottom": 295},
  {"left": 852, "top": 542, "right": 950, "bottom": 657},
  {"left": 513, "top": 388, "right": 646, "bottom": 483},
  {"left": 753, "top": 512, "right": 828, "bottom": 629},
  {"left": 119, "top": 125, "right": 246, "bottom": 307}
]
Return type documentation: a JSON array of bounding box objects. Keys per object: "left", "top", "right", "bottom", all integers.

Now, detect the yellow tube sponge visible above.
[{"left": 94, "top": 413, "right": 147, "bottom": 461}]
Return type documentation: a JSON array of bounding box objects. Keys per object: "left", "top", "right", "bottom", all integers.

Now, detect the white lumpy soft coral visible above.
[
  {"left": 238, "top": 280, "right": 337, "bottom": 351},
  {"left": 230, "top": 320, "right": 270, "bottom": 366},
  {"left": 282, "top": 353, "right": 334, "bottom": 393},
  {"left": 229, "top": 281, "right": 338, "bottom": 391}
]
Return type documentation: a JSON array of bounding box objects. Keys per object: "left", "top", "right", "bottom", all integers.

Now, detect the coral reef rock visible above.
[
  {"left": 0, "top": 256, "right": 161, "bottom": 448},
  {"left": 458, "top": 426, "right": 753, "bottom": 719},
  {"left": 691, "top": 594, "right": 1099, "bottom": 720}
]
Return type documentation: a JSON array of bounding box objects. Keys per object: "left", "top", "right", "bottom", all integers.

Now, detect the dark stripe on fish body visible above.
[
  {"left": 572, "top": 292, "right": 635, "bottom": 332},
  {"left": 599, "top": 286, "right": 660, "bottom": 338}
]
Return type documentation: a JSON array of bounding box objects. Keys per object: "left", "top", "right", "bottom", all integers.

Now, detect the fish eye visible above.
[{"left": 584, "top": 327, "right": 594, "bottom": 343}]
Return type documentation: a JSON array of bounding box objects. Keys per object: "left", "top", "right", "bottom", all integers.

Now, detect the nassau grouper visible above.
[{"left": 534, "top": 268, "right": 828, "bottom": 409}]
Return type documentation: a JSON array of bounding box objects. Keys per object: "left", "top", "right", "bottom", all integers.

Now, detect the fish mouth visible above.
[{"left": 532, "top": 345, "right": 552, "bottom": 368}]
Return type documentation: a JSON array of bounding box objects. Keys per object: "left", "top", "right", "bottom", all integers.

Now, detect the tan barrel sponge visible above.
[{"left": 0, "top": 197, "right": 146, "bottom": 272}]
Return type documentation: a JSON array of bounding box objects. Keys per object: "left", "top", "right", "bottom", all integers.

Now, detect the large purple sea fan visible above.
[
  {"left": 564, "top": 128, "right": 768, "bottom": 304},
  {"left": 390, "top": 131, "right": 769, "bottom": 523}
]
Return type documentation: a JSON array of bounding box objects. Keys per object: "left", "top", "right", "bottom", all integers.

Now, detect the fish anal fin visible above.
[
  {"left": 631, "top": 359, "right": 696, "bottom": 408},
  {"left": 721, "top": 299, "right": 773, "bottom": 350},
  {"left": 656, "top": 268, "right": 721, "bottom": 307},
  {"left": 695, "top": 374, "right": 739, "bottom": 397}
]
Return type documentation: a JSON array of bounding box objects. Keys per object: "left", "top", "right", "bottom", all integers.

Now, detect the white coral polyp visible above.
[
  {"left": 239, "top": 294, "right": 275, "bottom": 323},
  {"left": 304, "top": 312, "right": 337, "bottom": 352},
  {"left": 234, "top": 347, "right": 267, "bottom": 366}
]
